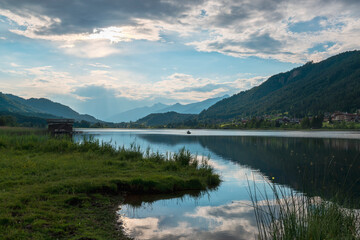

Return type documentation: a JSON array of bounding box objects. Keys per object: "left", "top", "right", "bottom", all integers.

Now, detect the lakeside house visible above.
[
  {"left": 331, "top": 112, "right": 359, "bottom": 122},
  {"left": 47, "top": 119, "right": 74, "bottom": 135}
]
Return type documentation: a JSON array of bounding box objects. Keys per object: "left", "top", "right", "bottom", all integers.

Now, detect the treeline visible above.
[
  {"left": 74, "top": 120, "right": 147, "bottom": 129},
  {"left": 300, "top": 115, "right": 324, "bottom": 129},
  {"left": 2, "top": 112, "right": 359, "bottom": 130},
  {"left": 0, "top": 113, "right": 108, "bottom": 129},
  {"left": 123, "top": 114, "right": 359, "bottom": 130},
  {"left": 0, "top": 115, "right": 17, "bottom": 126},
  {"left": 0, "top": 113, "right": 47, "bottom": 127}
]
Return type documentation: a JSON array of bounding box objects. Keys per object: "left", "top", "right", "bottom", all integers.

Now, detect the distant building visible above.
[
  {"left": 290, "top": 118, "right": 300, "bottom": 124},
  {"left": 276, "top": 117, "right": 291, "bottom": 124},
  {"left": 47, "top": 119, "right": 74, "bottom": 135},
  {"left": 331, "top": 112, "right": 358, "bottom": 122}
]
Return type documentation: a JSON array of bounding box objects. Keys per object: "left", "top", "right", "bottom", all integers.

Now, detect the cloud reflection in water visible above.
[{"left": 119, "top": 200, "right": 258, "bottom": 240}]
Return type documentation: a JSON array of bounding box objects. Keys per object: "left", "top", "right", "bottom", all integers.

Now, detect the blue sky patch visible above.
[
  {"left": 289, "top": 16, "right": 328, "bottom": 33},
  {"left": 308, "top": 42, "right": 336, "bottom": 53}
]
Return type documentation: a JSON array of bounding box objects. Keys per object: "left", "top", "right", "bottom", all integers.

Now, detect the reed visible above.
[{"left": 248, "top": 179, "right": 360, "bottom": 240}]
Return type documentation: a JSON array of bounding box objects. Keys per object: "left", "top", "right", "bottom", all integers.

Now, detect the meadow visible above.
[{"left": 0, "top": 128, "right": 220, "bottom": 239}]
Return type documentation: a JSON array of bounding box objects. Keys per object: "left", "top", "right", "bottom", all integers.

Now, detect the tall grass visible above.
[
  {"left": 0, "top": 130, "right": 221, "bottom": 239},
  {"left": 248, "top": 179, "right": 360, "bottom": 240}
]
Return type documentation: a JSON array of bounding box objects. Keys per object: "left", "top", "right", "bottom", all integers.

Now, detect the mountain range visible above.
[
  {"left": 0, "top": 93, "right": 100, "bottom": 123},
  {"left": 106, "top": 95, "right": 229, "bottom": 123},
  {"left": 2, "top": 50, "right": 360, "bottom": 127},
  {"left": 199, "top": 50, "right": 360, "bottom": 120}
]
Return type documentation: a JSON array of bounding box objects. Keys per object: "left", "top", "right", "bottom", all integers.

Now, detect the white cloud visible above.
[
  {"left": 73, "top": 72, "right": 266, "bottom": 103},
  {"left": 88, "top": 63, "right": 111, "bottom": 69},
  {"left": 0, "top": 65, "right": 78, "bottom": 98},
  {"left": 2, "top": 1, "right": 360, "bottom": 62},
  {"left": 0, "top": 8, "right": 61, "bottom": 30},
  {"left": 109, "top": 73, "right": 249, "bottom": 102},
  {"left": 88, "top": 19, "right": 161, "bottom": 43},
  {"left": 60, "top": 40, "right": 121, "bottom": 58},
  {"left": 10, "top": 62, "right": 20, "bottom": 67},
  {"left": 1, "top": 0, "right": 360, "bottom": 106},
  {"left": 1, "top": 53, "right": 267, "bottom": 104},
  {"left": 233, "top": 76, "right": 268, "bottom": 90},
  {"left": 181, "top": 0, "right": 360, "bottom": 63},
  {"left": 1, "top": 9, "right": 162, "bottom": 58}
]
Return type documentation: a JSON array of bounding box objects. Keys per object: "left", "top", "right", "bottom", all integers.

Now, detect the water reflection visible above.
[
  {"left": 76, "top": 130, "right": 360, "bottom": 239},
  {"left": 119, "top": 200, "right": 258, "bottom": 240},
  {"left": 138, "top": 134, "right": 360, "bottom": 203}
]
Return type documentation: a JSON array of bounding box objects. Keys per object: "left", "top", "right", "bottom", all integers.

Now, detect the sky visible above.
[{"left": 0, "top": 0, "right": 360, "bottom": 119}]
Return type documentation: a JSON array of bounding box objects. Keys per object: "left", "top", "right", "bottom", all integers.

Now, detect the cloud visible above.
[
  {"left": 70, "top": 85, "right": 156, "bottom": 118},
  {"left": 186, "top": 0, "right": 360, "bottom": 63},
  {"left": 10, "top": 62, "right": 20, "bottom": 67},
  {"left": 6, "top": 65, "right": 266, "bottom": 103},
  {"left": 1, "top": 10, "right": 162, "bottom": 58},
  {"left": 88, "top": 63, "right": 111, "bottom": 69},
  {"left": 20, "top": 66, "right": 77, "bottom": 96},
  {"left": 2, "top": 0, "right": 360, "bottom": 62},
  {"left": 0, "top": 0, "right": 201, "bottom": 35},
  {"left": 125, "top": 73, "right": 265, "bottom": 102},
  {"left": 61, "top": 72, "right": 266, "bottom": 118},
  {"left": 59, "top": 40, "right": 121, "bottom": 58},
  {"left": 1, "top": 0, "right": 360, "bottom": 115}
]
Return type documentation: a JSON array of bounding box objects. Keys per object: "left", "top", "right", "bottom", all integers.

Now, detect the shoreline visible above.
[
  {"left": 76, "top": 128, "right": 360, "bottom": 140},
  {"left": 0, "top": 129, "right": 220, "bottom": 239},
  {"left": 75, "top": 127, "right": 360, "bottom": 132}
]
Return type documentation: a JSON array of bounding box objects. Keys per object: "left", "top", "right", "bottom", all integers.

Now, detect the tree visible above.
[
  {"left": 311, "top": 114, "right": 324, "bottom": 129},
  {"left": 0, "top": 115, "right": 16, "bottom": 126},
  {"left": 301, "top": 117, "right": 311, "bottom": 128}
]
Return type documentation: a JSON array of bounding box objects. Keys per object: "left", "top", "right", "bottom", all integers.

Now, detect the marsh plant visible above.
[{"left": 248, "top": 179, "right": 360, "bottom": 240}]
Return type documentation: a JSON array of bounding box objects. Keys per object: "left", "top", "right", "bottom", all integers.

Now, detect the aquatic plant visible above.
[{"left": 248, "top": 179, "right": 360, "bottom": 240}]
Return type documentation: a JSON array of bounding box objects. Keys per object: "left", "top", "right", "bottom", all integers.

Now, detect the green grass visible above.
[
  {"left": 0, "top": 128, "right": 220, "bottom": 239},
  {"left": 249, "top": 180, "right": 360, "bottom": 240}
]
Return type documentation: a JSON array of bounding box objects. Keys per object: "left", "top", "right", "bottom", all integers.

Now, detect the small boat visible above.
[{"left": 187, "top": 130, "right": 191, "bottom": 134}]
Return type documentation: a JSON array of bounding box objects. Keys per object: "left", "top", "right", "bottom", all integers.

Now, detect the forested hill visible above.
[
  {"left": 1, "top": 93, "right": 100, "bottom": 123},
  {"left": 0, "top": 93, "right": 38, "bottom": 113},
  {"left": 199, "top": 50, "right": 360, "bottom": 120},
  {"left": 137, "top": 112, "right": 196, "bottom": 126}
]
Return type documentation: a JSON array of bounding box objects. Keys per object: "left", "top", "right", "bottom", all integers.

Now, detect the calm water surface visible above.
[{"left": 76, "top": 129, "right": 360, "bottom": 240}]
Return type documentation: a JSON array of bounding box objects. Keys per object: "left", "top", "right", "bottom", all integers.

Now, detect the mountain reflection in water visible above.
[
  {"left": 138, "top": 134, "right": 360, "bottom": 203},
  {"left": 77, "top": 130, "right": 360, "bottom": 239}
]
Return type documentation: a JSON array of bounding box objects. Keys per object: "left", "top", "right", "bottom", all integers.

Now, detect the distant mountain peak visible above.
[
  {"left": 152, "top": 102, "right": 167, "bottom": 107},
  {"left": 106, "top": 95, "right": 228, "bottom": 123}
]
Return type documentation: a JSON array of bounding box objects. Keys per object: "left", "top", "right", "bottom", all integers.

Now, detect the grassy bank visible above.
[{"left": 0, "top": 128, "right": 220, "bottom": 239}]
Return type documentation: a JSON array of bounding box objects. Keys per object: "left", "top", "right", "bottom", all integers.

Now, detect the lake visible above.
[{"left": 75, "top": 129, "right": 360, "bottom": 240}]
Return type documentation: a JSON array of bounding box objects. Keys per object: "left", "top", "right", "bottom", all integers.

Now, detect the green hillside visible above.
[
  {"left": 137, "top": 111, "right": 196, "bottom": 126},
  {"left": 0, "top": 93, "right": 38, "bottom": 113},
  {"left": 200, "top": 50, "right": 360, "bottom": 120},
  {"left": 25, "top": 98, "right": 99, "bottom": 123},
  {"left": 1, "top": 93, "right": 100, "bottom": 123}
]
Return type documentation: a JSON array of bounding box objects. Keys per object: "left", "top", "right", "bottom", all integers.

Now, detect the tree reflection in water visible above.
[{"left": 138, "top": 134, "right": 360, "bottom": 204}]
